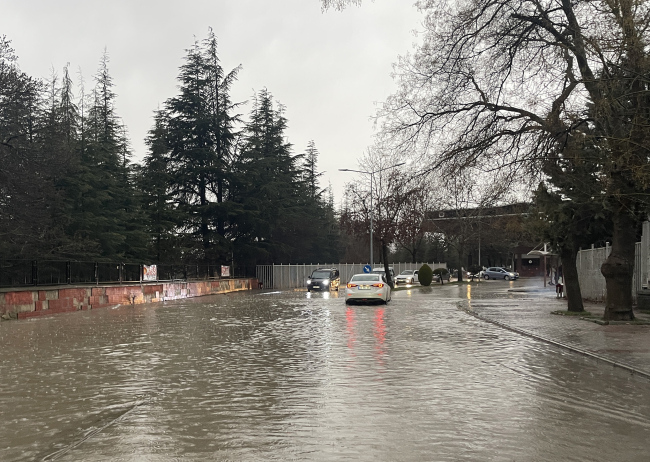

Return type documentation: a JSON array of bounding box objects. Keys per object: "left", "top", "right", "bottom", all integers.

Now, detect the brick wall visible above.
[{"left": 0, "top": 278, "right": 258, "bottom": 320}]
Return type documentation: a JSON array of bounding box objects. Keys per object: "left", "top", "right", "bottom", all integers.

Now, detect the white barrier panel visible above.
[
  {"left": 576, "top": 243, "right": 643, "bottom": 303},
  {"left": 256, "top": 262, "right": 447, "bottom": 290}
]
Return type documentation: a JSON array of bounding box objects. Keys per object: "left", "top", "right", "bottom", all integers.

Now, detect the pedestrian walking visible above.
[{"left": 556, "top": 276, "right": 564, "bottom": 298}]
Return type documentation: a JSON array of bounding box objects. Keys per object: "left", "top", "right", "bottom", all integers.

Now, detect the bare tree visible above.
[
  {"left": 340, "top": 148, "right": 423, "bottom": 286},
  {"left": 394, "top": 186, "right": 433, "bottom": 263},
  {"left": 363, "top": 0, "right": 650, "bottom": 320},
  {"left": 428, "top": 171, "right": 512, "bottom": 281},
  {"left": 320, "top": 0, "right": 362, "bottom": 10}
]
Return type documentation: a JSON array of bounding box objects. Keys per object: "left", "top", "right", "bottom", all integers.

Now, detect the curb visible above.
[{"left": 457, "top": 301, "right": 650, "bottom": 381}]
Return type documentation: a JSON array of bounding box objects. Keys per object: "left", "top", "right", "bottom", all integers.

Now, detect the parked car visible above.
[
  {"left": 395, "top": 269, "right": 419, "bottom": 285},
  {"left": 432, "top": 270, "right": 451, "bottom": 282},
  {"left": 482, "top": 267, "right": 519, "bottom": 280},
  {"left": 371, "top": 267, "right": 395, "bottom": 280},
  {"left": 345, "top": 273, "right": 392, "bottom": 304},
  {"left": 306, "top": 268, "right": 340, "bottom": 291}
]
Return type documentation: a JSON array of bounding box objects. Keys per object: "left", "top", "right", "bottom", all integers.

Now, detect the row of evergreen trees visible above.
[{"left": 0, "top": 32, "right": 339, "bottom": 267}]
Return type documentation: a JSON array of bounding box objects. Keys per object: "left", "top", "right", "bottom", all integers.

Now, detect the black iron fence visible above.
[{"left": 0, "top": 260, "right": 257, "bottom": 288}]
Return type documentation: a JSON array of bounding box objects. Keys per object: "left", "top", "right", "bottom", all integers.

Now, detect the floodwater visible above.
[{"left": 1, "top": 285, "right": 650, "bottom": 461}]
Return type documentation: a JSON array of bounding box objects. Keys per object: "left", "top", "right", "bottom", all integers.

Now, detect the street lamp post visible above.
[{"left": 339, "top": 162, "right": 405, "bottom": 268}]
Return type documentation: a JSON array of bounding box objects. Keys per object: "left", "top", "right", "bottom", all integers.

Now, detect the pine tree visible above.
[
  {"left": 138, "top": 110, "right": 182, "bottom": 262},
  {"left": 302, "top": 140, "right": 323, "bottom": 202},
  {"left": 230, "top": 90, "right": 298, "bottom": 262},
  {"left": 63, "top": 51, "right": 146, "bottom": 260},
  {"left": 154, "top": 32, "right": 242, "bottom": 263},
  {"left": 0, "top": 36, "right": 62, "bottom": 257}
]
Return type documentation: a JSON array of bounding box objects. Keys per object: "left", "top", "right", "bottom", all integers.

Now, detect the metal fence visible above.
[
  {"left": 0, "top": 260, "right": 255, "bottom": 288},
  {"left": 576, "top": 243, "right": 644, "bottom": 303},
  {"left": 256, "top": 262, "right": 447, "bottom": 290}
]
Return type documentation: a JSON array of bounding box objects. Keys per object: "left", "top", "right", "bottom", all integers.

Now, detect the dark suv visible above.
[{"left": 307, "top": 268, "right": 340, "bottom": 292}]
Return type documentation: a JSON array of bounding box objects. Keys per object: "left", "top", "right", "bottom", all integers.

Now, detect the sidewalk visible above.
[{"left": 459, "top": 279, "right": 650, "bottom": 378}]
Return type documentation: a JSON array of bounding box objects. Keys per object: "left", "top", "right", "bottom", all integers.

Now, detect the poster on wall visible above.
[
  {"left": 143, "top": 265, "right": 157, "bottom": 281},
  {"left": 221, "top": 266, "right": 230, "bottom": 278}
]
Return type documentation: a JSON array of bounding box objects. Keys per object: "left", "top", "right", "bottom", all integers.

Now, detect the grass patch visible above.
[
  {"left": 392, "top": 281, "right": 475, "bottom": 291},
  {"left": 392, "top": 285, "right": 435, "bottom": 292}
]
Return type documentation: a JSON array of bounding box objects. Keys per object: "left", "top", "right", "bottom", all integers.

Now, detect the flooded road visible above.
[{"left": 1, "top": 285, "right": 650, "bottom": 461}]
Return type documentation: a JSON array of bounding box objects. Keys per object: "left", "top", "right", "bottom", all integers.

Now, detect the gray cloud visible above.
[{"left": 0, "top": 0, "right": 421, "bottom": 202}]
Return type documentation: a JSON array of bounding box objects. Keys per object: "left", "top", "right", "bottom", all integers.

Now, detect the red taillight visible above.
[
  {"left": 347, "top": 283, "right": 358, "bottom": 288},
  {"left": 372, "top": 283, "right": 384, "bottom": 288}
]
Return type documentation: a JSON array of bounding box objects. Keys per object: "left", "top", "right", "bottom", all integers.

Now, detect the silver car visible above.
[{"left": 482, "top": 267, "right": 518, "bottom": 280}]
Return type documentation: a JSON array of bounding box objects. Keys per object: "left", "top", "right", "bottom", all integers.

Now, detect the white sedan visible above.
[
  {"left": 395, "top": 269, "right": 419, "bottom": 285},
  {"left": 344, "top": 274, "right": 392, "bottom": 304}
]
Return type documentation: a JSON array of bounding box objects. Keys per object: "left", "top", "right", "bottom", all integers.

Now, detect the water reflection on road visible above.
[{"left": 1, "top": 287, "right": 649, "bottom": 461}]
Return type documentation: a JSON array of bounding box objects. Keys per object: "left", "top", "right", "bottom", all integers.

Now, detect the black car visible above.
[{"left": 307, "top": 268, "right": 340, "bottom": 291}]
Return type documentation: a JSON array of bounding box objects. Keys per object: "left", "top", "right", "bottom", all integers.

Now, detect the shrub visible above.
[{"left": 419, "top": 264, "right": 433, "bottom": 286}]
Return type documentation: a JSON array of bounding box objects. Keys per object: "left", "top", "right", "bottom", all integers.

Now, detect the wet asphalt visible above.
[{"left": 1, "top": 279, "right": 649, "bottom": 461}]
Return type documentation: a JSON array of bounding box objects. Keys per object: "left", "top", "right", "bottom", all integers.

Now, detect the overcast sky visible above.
[{"left": 1, "top": 0, "right": 421, "bottom": 203}]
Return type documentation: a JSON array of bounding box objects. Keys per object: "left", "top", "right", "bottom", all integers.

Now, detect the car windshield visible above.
[
  {"left": 399, "top": 270, "right": 414, "bottom": 275},
  {"left": 350, "top": 275, "right": 380, "bottom": 282},
  {"left": 311, "top": 271, "right": 330, "bottom": 279}
]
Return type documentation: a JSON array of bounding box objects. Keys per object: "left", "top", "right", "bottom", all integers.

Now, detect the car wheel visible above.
[
  {"left": 484, "top": 274, "right": 490, "bottom": 280},
  {"left": 504, "top": 275, "right": 510, "bottom": 281},
  {"left": 307, "top": 288, "right": 311, "bottom": 292}
]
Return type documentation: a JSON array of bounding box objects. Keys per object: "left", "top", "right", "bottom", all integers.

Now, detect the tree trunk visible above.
[
  {"left": 457, "top": 248, "right": 464, "bottom": 282},
  {"left": 381, "top": 239, "right": 394, "bottom": 288},
  {"left": 560, "top": 245, "right": 584, "bottom": 312},
  {"left": 601, "top": 204, "right": 636, "bottom": 321},
  {"left": 217, "top": 177, "right": 225, "bottom": 237},
  {"left": 199, "top": 177, "right": 209, "bottom": 250}
]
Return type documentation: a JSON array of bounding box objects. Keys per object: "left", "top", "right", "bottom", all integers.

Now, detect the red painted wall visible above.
[{"left": 0, "top": 279, "right": 258, "bottom": 320}]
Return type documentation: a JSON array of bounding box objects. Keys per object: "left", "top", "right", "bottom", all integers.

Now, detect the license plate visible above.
[
  {"left": 313, "top": 285, "right": 320, "bottom": 289},
  {"left": 359, "top": 285, "right": 371, "bottom": 290}
]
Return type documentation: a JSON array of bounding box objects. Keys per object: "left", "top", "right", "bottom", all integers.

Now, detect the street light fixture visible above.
[{"left": 339, "top": 162, "right": 406, "bottom": 267}]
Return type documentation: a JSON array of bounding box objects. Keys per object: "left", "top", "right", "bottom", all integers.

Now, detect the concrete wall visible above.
[{"left": 0, "top": 278, "right": 257, "bottom": 320}]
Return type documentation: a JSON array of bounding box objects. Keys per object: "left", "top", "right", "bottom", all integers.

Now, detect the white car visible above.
[
  {"left": 345, "top": 274, "right": 392, "bottom": 304},
  {"left": 371, "top": 266, "right": 395, "bottom": 280},
  {"left": 395, "top": 269, "right": 419, "bottom": 285}
]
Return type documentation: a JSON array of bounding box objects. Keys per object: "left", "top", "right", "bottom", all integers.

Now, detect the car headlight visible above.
[
  {"left": 509, "top": 273, "right": 515, "bottom": 277},
  {"left": 323, "top": 279, "right": 329, "bottom": 285},
  {"left": 307, "top": 279, "right": 311, "bottom": 284}
]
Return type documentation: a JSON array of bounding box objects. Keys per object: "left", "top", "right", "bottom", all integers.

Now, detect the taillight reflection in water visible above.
[
  {"left": 345, "top": 306, "right": 356, "bottom": 353},
  {"left": 374, "top": 307, "right": 386, "bottom": 364}
]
